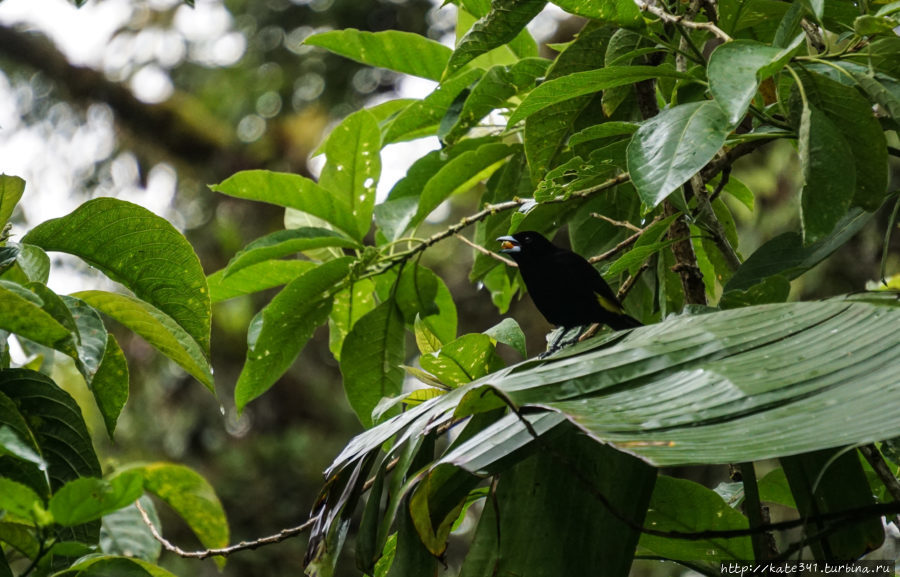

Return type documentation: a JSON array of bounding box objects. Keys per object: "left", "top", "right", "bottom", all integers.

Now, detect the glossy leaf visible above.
[
  {"left": 23, "top": 198, "right": 210, "bottom": 354},
  {"left": 509, "top": 65, "right": 687, "bottom": 125},
  {"left": 305, "top": 29, "right": 451, "bottom": 81},
  {"left": 90, "top": 335, "right": 129, "bottom": 438},
  {"left": 133, "top": 462, "right": 228, "bottom": 564},
  {"left": 638, "top": 476, "right": 752, "bottom": 562},
  {"left": 55, "top": 555, "right": 178, "bottom": 577},
  {"left": 49, "top": 472, "right": 143, "bottom": 527},
  {"left": 420, "top": 334, "right": 503, "bottom": 388},
  {"left": 329, "top": 279, "right": 376, "bottom": 363},
  {"left": 797, "top": 103, "right": 855, "bottom": 244},
  {"left": 552, "top": 0, "right": 641, "bottom": 27},
  {"left": 0, "top": 477, "right": 44, "bottom": 523},
  {"left": 235, "top": 257, "right": 352, "bottom": 411},
  {"left": 708, "top": 38, "right": 800, "bottom": 125},
  {"left": 208, "top": 259, "right": 316, "bottom": 303},
  {"left": 0, "top": 175, "right": 25, "bottom": 228},
  {"left": 74, "top": 290, "right": 214, "bottom": 393},
  {"left": 446, "top": 0, "right": 546, "bottom": 74},
  {"left": 0, "top": 425, "right": 45, "bottom": 469},
  {"left": 382, "top": 69, "right": 483, "bottom": 144},
  {"left": 627, "top": 101, "right": 732, "bottom": 207},
  {"left": 414, "top": 142, "right": 517, "bottom": 225},
  {"left": 318, "top": 109, "right": 381, "bottom": 239},
  {"left": 100, "top": 497, "right": 161, "bottom": 562},
  {"left": 483, "top": 318, "right": 526, "bottom": 357},
  {"left": 798, "top": 70, "right": 889, "bottom": 212},
  {"left": 340, "top": 300, "right": 405, "bottom": 427},
  {"left": 210, "top": 170, "right": 360, "bottom": 240},
  {"left": 0, "top": 282, "right": 74, "bottom": 355},
  {"left": 223, "top": 227, "right": 359, "bottom": 277}
]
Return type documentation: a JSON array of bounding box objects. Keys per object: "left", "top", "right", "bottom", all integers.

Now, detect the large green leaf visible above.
[
  {"left": 74, "top": 290, "right": 214, "bottom": 393},
  {"left": 130, "top": 462, "right": 228, "bottom": 565},
  {"left": 445, "top": 0, "right": 547, "bottom": 74},
  {"left": 49, "top": 472, "right": 143, "bottom": 527},
  {"left": 23, "top": 198, "right": 210, "bottom": 354},
  {"left": 340, "top": 300, "right": 405, "bottom": 428},
  {"left": 627, "top": 101, "right": 732, "bottom": 207},
  {"left": 0, "top": 175, "right": 25, "bottom": 228},
  {"left": 318, "top": 109, "right": 382, "bottom": 239},
  {"left": 235, "top": 257, "right": 352, "bottom": 411},
  {"left": 509, "top": 65, "right": 688, "bottom": 125},
  {"left": 324, "top": 299, "right": 900, "bottom": 474},
  {"left": 551, "top": 0, "right": 641, "bottom": 26},
  {"left": 223, "top": 227, "right": 359, "bottom": 277},
  {"left": 797, "top": 103, "right": 855, "bottom": 244},
  {"left": 0, "top": 282, "right": 74, "bottom": 355},
  {"left": 208, "top": 260, "right": 316, "bottom": 303},
  {"left": 304, "top": 29, "right": 451, "bottom": 81},
  {"left": 210, "top": 170, "right": 361, "bottom": 240},
  {"left": 708, "top": 38, "right": 801, "bottom": 125}
]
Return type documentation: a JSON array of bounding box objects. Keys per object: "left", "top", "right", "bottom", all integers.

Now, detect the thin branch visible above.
[
  {"left": 455, "top": 233, "right": 517, "bottom": 267},
  {"left": 633, "top": 0, "right": 732, "bottom": 42},
  {"left": 135, "top": 500, "right": 316, "bottom": 560},
  {"left": 859, "top": 444, "right": 900, "bottom": 524},
  {"left": 617, "top": 262, "right": 650, "bottom": 301},
  {"left": 590, "top": 212, "right": 642, "bottom": 233},
  {"left": 589, "top": 215, "right": 665, "bottom": 264}
]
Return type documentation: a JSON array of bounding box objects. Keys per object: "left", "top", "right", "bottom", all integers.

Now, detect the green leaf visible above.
[
  {"left": 23, "top": 198, "right": 211, "bottom": 355},
  {"left": 0, "top": 425, "right": 45, "bottom": 469},
  {"left": 638, "top": 476, "right": 752, "bottom": 562},
  {"left": 318, "top": 109, "right": 382, "bottom": 239},
  {"left": 725, "top": 208, "right": 874, "bottom": 293},
  {"left": 0, "top": 369, "right": 101, "bottom": 544},
  {"left": 100, "top": 497, "right": 161, "bottom": 562},
  {"left": 509, "top": 66, "right": 688, "bottom": 125},
  {"left": 854, "top": 14, "right": 898, "bottom": 36},
  {"left": 134, "top": 462, "right": 228, "bottom": 563},
  {"left": 797, "top": 70, "right": 889, "bottom": 212},
  {"left": 0, "top": 477, "right": 44, "bottom": 523},
  {"left": 446, "top": 0, "right": 547, "bottom": 74},
  {"left": 304, "top": 29, "right": 451, "bottom": 81},
  {"left": 797, "top": 103, "right": 855, "bottom": 244},
  {"left": 393, "top": 264, "right": 441, "bottom": 324},
  {"left": 208, "top": 260, "right": 316, "bottom": 303},
  {"left": 383, "top": 69, "right": 483, "bottom": 144},
  {"left": 627, "top": 101, "right": 732, "bottom": 207},
  {"left": 49, "top": 472, "right": 143, "bottom": 527},
  {"left": 328, "top": 278, "right": 377, "bottom": 361},
  {"left": 568, "top": 121, "right": 638, "bottom": 147},
  {"left": 441, "top": 58, "right": 549, "bottom": 144},
  {"left": 414, "top": 315, "right": 443, "bottom": 355},
  {"left": 340, "top": 300, "right": 405, "bottom": 428},
  {"left": 0, "top": 175, "right": 25, "bottom": 228},
  {"left": 420, "top": 334, "right": 503, "bottom": 387},
  {"left": 62, "top": 296, "right": 129, "bottom": 438},
  {"left": 235, "top": 257, "right": 352, "bottom": 411},
  {"left": 223, "top": 227, "right": 359, "bottom": 277},
  {"left": 90, "top": 335, "right": 129, "bottom": 438},
  {"left": 414, "top": 142, "right": 517, "bottom": 224},
  {"left": 551, "top": 0, "right": 641, "bottom": 27},
  {"left": 0, "top": 244, "right": 50, "bottom": 285},
  {"left": 55, "top": 555, "right": 179, "bottom": 577},
  {"left": 483, "top": 318, "right": 526, "bottom": 357},
  {"left": 0, "top": 282, "right": 74, "bottom": 354},
  {"left": 708, "top": 38, "right": 801, "bottom": 125},
  {"left": 210, "top": 170, "right": 361, "bottom": 240},
  {"left": 74, "top": 290, "right": 213, "bottom": 392}
]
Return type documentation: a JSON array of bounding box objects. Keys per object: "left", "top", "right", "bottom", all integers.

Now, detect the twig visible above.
[
  {"left": 588, "top": 215, "right": 664, "bottom": 264},
  {"left": 455, "top": 233, "right": 517, "bottom": 267},
  {"left": 135, "top": 500, "right": 316, "bottom": 560},
  {"left": 617, "top": 262, "right": 650, "bottom": 301},
  {"left": 590, "top": 213, "right": 642, "bottom": 233},
  {"left": 634, "top": 0, "right": 732, "bottom": 42}
]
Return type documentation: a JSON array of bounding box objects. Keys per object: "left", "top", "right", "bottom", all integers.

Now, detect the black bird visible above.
[{"left": 498, "top": 231, "right": 641, "bottom": 331}]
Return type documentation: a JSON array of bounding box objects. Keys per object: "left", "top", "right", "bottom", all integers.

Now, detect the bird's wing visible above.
[{"left": 556, "top": 251, "right": 626, "bottom": 315}]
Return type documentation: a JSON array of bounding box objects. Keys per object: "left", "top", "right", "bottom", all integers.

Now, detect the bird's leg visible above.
[{"left": 540, "top": 325, "right": 585, "bottom": 358}]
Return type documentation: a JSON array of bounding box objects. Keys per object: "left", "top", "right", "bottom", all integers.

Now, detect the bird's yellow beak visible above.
[{"left": 497, "top": 236, "right": 520, "bottom": 253}]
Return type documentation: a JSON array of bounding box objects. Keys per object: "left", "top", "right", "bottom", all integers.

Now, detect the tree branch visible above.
[
  {"left": 135, "top": 500, "right": 316, "bottom": 560},
  {"left": 634, "top": 0, "right": 732, "bottom": 42}
]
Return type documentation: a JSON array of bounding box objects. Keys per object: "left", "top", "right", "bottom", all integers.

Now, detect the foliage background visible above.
[{"left": 1, "top": 0, "right": 899, "bottom": 576}]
